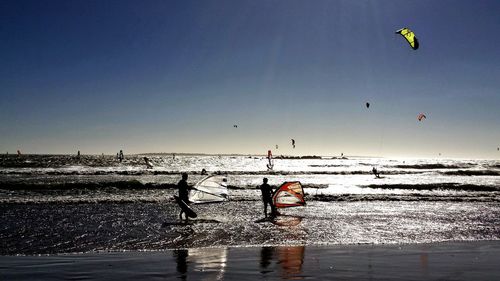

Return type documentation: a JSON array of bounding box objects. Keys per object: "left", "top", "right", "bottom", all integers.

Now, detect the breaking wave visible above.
[
  {"left": 440, "top": 170, "right": 500, "bottom": 176},
  {"left": 393, "top": 163, "right": 476, "bottom": 169},
  {"left": 311, "top": 193, "right": 500, "bottom": 202},
  {"left": 362, "top": 183, "right": 499, "bottom": 192}
]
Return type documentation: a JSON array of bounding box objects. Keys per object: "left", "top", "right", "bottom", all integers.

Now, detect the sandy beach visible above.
[{"left": 1, "top": 241, "right": 499, "bottom": 280}]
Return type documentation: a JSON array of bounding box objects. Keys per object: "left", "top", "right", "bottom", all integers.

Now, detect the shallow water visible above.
[
  {"left": 0, "top": 154, "right": 499, "bottom": 255},
  {"left": 1, "top": 200, "right": 499, "bottom": 255}
]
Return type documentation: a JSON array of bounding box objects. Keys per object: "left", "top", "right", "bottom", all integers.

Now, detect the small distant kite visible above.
[
  {"left": 291, "top": 139, "right": 296, "bottom": 149},
  {"left": 233, "top": 125, "right": 238, "bottom": 128},
  {"left": 396, "top": 27, "right": 419, "bottom": 50},
  {"left": 366, "top": 102, "right": 370, "bottom": 109},
  {"left": 417, "top": 113, "right": 426, "bottom": 121}
]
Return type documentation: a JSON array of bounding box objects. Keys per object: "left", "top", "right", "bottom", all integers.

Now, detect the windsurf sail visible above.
[
  {"left": 272, "top": 181, "right": 306, "bottom": 208},
  {"left": 189, "top": 175, "right": 228, "bottom": 204},
  {"left": 267, "top": 150, "right": 274, "bottom": 170}
]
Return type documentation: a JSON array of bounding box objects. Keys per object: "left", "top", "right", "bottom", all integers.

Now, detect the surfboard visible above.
[{"left": 174, "top": 195, "right": 197, "bottom": 218}]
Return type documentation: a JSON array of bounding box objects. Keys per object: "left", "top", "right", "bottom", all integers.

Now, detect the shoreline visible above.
[
  {"left": 1, "top": 241, "right": 499, "bottom": 280},
  {"left": 3, "top": 239, "right": 500, "bottom": 257}
]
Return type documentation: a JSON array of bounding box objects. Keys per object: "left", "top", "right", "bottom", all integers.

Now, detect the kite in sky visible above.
[
  {"left": 417, "top": 113, "right": 427, "bottom": 121},
  {"left": 396, "top": 27, "right": 419, "bottom": 50}
]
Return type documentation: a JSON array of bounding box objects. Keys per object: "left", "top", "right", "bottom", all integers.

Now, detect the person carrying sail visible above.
[
  {"left": 178, "top": 173, "right": 193, "bottom": 221},
  {"left": 259, "top": 178, "right": 277, "bottom": 217}
]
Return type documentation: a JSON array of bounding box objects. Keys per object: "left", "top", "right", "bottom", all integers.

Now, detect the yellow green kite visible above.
[{"left": 396, "top": 27, "right": 419, "bottom": 50}]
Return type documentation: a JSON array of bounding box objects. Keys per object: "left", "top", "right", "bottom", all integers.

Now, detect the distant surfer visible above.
[
  {"left": 77, "top": 150, "right": 81, "bottom": 159},
  {"left": 144, "top": 157, "right": 153, "bottom": 169},
  {"left": 201, "top": 168, "right": 208, "bottom": 175},
  {"left": 178, "top": 173, "right": 193, "bottom": 221},
  {"left": 372, "top": 167, "right": 381, "bottom": 178},
  {"left": 118, "top": 150, "right": 124, "bottom": 162},
  {"left": 17, "top": 150, "right": 21, "bottom": 156},
  {"left": 259, "top": 178, "right": 277, "bottom": 218}
]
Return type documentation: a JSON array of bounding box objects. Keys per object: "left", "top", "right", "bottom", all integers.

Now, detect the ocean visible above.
[{"left": 1, "top": 154, "right": 499, "bottom": 255}]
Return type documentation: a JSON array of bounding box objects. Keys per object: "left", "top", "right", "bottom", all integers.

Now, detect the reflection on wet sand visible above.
[
  {"left": 271, "top": 215, "right": 303, "bottom": 227},
  {"left": 261, "top": 246, "right": 305, "bottom": 280},
  {"left": 173, "top": 247, "right": 228, "bottom": 281},
  {"left": 173, "top": 245, "right": 305, "bottom": 280},
  {"left": 173, "top": 249, "right": 188, "bottom": 280}
]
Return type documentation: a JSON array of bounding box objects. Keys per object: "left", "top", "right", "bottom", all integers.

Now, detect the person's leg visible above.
[
  {"left": 270, "top": 203, "right": 277, "bottom": 217},
  {"left": 263, "top": 201, "right": 268, "bottom": 217}
]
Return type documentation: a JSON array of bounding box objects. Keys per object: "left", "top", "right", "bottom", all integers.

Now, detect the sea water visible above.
[{"left": 0, "top": 154, "right": 499, "bottom": 254}]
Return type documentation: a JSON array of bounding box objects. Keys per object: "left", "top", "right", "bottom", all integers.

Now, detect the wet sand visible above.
[{"left": 1, "top": 241, "right": 499, "bottom": 280}]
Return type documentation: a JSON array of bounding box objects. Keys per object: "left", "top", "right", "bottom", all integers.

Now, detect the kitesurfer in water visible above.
[
  {"left": 144, "top": 157, "right": 153, "bottom": 169},
  {"left": 260, "top": 178, "right": 277, "bottom": 218},
  {"left": 178, "top": 173, "right": 192, "bottom": 221},
  {"left": 118, "top": 150, "right": 124, "bottom": 162},
  {"left": 372, "top": 167, "right": 380, "bottom": 178}
]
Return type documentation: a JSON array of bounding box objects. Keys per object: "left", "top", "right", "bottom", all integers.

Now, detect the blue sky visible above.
[{"left": 1, "top": 0, "right": 499, "bottom": 158}]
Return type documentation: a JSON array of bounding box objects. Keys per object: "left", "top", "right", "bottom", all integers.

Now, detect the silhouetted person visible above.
[
  {"left": 17, "top": 150, "right": 21, "bottom": 156},
  {"left": 144, "top": 157, "right": 153, "bottom": 169},
  {"left": 77, "top": 150, "right": 81, "bottom": 159},
  {"left": 260, "top": 178, "right": 276, "bottom": 217},
  {"left": 372, "top": 167, "right": 380, "bottom": 178},
  {"left": 118, "top": 150, "right": 124, "bottom": 162},
  {"left": 201, "top": 168, "right": 208, "bottom": 175},
  {"left": 178, "top": 173, "right": 192, "bottom": 221}
]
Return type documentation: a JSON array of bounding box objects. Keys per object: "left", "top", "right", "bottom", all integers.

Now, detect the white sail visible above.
[{"left": 189, "top": 175, "right": 229, "bottom": 204}]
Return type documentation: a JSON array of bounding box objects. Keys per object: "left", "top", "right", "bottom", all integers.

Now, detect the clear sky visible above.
[{"left": 1, "top": 0, "right": 499, "bottom": 158}]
